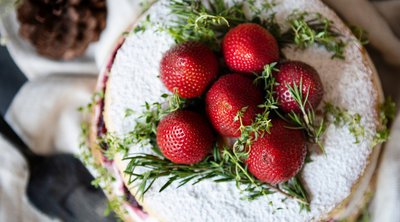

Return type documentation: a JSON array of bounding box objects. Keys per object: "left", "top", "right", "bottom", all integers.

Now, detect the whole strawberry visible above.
[
  {"left": 160, "top": 42, "right": 219, "bottom": 98},
  {"left": 246, "top": 119, "right": 307, "bottom": 184},
  {"left": 222, "top": 23, "right": 279, "bottom": 74},
  {"left": 205, "top": 74, "right": 264, "bottom": 137},
  {"left": 156, "top": 110, "right": 215, "bottom": 164},
  {"left": 274, "top": 61, "right": 324, "bottom": 113}
]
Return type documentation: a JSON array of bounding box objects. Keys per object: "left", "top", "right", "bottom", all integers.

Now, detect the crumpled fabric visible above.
[
  {"left": 1, "top": 0, "right": 400, "bottom": 221},
  {"left": 0, "top": 135, "right": 58, "bottom": 222}
]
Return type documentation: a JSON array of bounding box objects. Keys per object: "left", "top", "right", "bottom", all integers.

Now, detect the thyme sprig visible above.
[
  {"left": 158, "top": 1, "right": 347, "bottom": 57},
  {"left": 232, "top": 106, "right": 272, "bottom": 162},
  {"left": 165, "top": 0, "right": 247, "bottom": 48},
  {"left": 120, "top": 81, "right": 309, "bottom": 208},
  {"left": 92, "top": 93, "right": 186, "bottom": 161},
  {"left": 324, "top": 103, "right": 365, "bottom": 144},
  {"left": 254, "top": 63, "right": 279, "bottom": 110},
  {"left": 282, "top": 11, "right": 346, "bottom": 59},
  {"left": 285, "top": 80, "right": 327, "bottom": 153},
  {"left": 120, "top": 93, "right": 185, "bottom": 156},
  {"left": 372, "top": 97, "right": 396, "bottom": 147},
  {"left": 78, "top": 92, "right": 127, "bottom": 219},
  {"left": 164, "top": 0, "right": 279, "bottom": 48},
  {"left": 231, "top": 63, "right": 280, "bottom": 158},
  {"left": 349, "top": 25, "right": 369, "bottom": 45},
  {"left": 123, "top": 145, "right": 310, "bottom": 207}
]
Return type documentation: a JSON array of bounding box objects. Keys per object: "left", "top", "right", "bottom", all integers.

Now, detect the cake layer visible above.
[{"left": 99, "top": 0, "right": 383, "bottom": 221}]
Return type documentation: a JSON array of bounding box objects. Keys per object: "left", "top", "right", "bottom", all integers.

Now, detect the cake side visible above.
[{"left": 99, "top": 0, "right": 384, "bottom": 221}]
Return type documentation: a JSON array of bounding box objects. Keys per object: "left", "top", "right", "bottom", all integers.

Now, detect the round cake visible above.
[{"left": 85, "top": 0, "right": 385, "bottom": 221}]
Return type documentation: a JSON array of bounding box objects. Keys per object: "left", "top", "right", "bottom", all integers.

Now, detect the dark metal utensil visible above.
[{"left": 0, "top": 110, "right": 116, "bottom": 222}]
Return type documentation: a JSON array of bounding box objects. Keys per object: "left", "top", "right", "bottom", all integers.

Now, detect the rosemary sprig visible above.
[
  {"left": 123, "top": 145, "right": 310, "bottom": 206},
  {"left": 163, "top": 0, "right": 247, "bottom": 48},
  {"left": 281, "top": 11, "right": 346, "bottom": 59},
  {"left": 120, "top": 69, "right": 310, "bottom": 207},
  {"left": 158, "top": 1, "right": 347, "bottom": 57},
  {"left": 281, "top": 176, "right": 310, "bottom": 212},
  {"left": 324, "top": 103, "right": 365, "bottom": 144},
  {"left": 285, "top": 80, "right": 326, "bottom": 153}
]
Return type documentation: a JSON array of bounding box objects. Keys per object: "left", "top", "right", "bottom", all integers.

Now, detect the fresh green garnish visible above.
[
  {"left": 163, "top": 0, "right": 247, "bottom": 48},
  {"left": 99, "top": 133, "right": 130, "bottom": 161},
  {"left": 232, "top": 63, "right": 279, "bottom": 159},
  {"left": 78, "top": 92, "right": 127, "bottom": 220},
  {"left": 77, "top": 91, "right": 104, "bottom": 114},
  {"left": 281, "top": 11, "right": 346, "bottom": 59},
  {"left": 372, "top": 97, "right": 396, "bottom": 147},
  {"left": 232, "top": 106, "right": 272, "bottom": 161},
  {"left": 122, "top": 93, "right": 185, "bottom": 154},
  {"left": 281, "top": 176, "right": 310, "bottom": 212},
  {"left": 254, "top": 63, "right": 279, "bottom": 110},
  {"left": 284, "top": 80, "right": 327, "bottom": 153},
  {"left": 231, "top": 63, "right": 279, "bottom": 159},
  {"left": 133, "top": 14, "right": 152, "bottom": 33},
  {"left": 160, "top": 0, "right": 346, "bottom": 58},
  {"left": 79, "top": 0, "right": 367, "bottom": 215},
  {"left": 324, "top": 102, "right": 365, "bottom": 144},
  {"left": 118, "top": 62, "right": 309, "bottom": 208},
  {"left": 123, "top": 145, "right": 310, "bottom": 206},
  {"left": 349, "top": 25, "right": 369, "bottom": 45}
]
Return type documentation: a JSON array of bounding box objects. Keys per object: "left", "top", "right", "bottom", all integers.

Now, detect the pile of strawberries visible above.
[{"left": 156, "top": 23, "right": 324, "bottom": 185}]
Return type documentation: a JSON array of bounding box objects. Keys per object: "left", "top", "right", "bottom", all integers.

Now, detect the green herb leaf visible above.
[
  {"left": 281, "top": 176, "right": 310, "bottom": 212},
  {"left": 349, "top": 25, "right": 369, "bottom": 45},
  {"left": 284, "top": 79, "right": 327, "bottom": 153},
  {"left": 123, "top": 145, "right": 309, "bottom": 206},
  {"left": 372, "top": 97, "right": 396, "bottom": 147},
  {"left": 77, "top": 92, "right": 127, "bottom": 220},
  {"left": 324, "top": 102, "right": 365, "bottom": 144},
  {"left": 163, "top": 0, "right": 247, "bottom": 49},
  {"left": 281, "top": 11, "right": 346, "bottom": 59}
]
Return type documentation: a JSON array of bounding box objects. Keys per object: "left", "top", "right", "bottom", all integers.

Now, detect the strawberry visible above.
[
  {"left": 160, "top": 42, "right": 219, "bottom": 98},
  {"left": 274, "top": 61, "right": 324, "bottom": 113},
  {"left": 246, "top": 119, "right": 307, "bottom": 184},
  {"left": 205, "top": 73, "right": 264, "bottom": 137},
  {"left": 156, "top": 110, "right": 215, "bottom": 164},
  {"left": 222, "top": 23, "right": 279, "bottom": 74}
]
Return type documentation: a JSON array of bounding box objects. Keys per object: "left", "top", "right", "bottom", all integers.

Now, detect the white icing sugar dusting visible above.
[{"left": 104, "top": 0, "right": 380, "bottom": 221}]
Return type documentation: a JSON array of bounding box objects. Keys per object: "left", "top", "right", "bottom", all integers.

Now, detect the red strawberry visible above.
[
  {"left": 205, "top": 74, "right": 264, "bottom": 137},
  {"left": 274, "top": 61, "right": 324, "bottom": 113},
  {"left": 222, "top": 23, "right": 279, "bottom": 74},
  {"left": 156, "top": 110, "right": 215, "bottom": 164},
  {"left": 246, "top": 119, "right": 307, "bottom": 184},
  {"left": 160, "top": 42, "right": 219, "bottom": 98}
]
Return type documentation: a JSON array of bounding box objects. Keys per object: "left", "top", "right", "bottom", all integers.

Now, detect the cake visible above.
[{"left": 82, "top": 0, "right": 388, "bottom": 221}]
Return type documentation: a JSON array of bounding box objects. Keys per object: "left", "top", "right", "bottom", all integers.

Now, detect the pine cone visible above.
[{"left": 17, "top": 0, "right": 107, "bottom": 60}]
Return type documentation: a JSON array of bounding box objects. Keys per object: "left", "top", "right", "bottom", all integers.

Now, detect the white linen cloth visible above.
[{"left": 1, "top": 0, "right": 399, "bottom": 221}]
